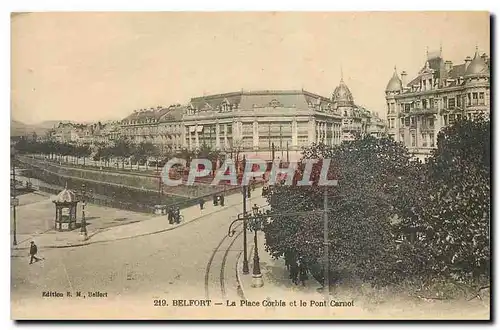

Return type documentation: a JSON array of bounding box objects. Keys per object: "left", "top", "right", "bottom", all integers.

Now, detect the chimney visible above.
[
  {"left": 465, "top": 56, "right": 472, "bottom": 70},
  {"left": 445, "top": 60, "right": 453, "bottom": 72},
  {"left": 401, "top": 71, "right": 408, "bottom": 87}
]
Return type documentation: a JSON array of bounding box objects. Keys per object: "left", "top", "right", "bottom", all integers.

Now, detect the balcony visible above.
[
  {"left": 420, "top": 125, "right": 435, "bottom": 131},
  {"left": 410, "top": 107, "right": 438, "bottom": 115},
  {"left": 342, "top": 125, "right": 362, "bottom": 131}
]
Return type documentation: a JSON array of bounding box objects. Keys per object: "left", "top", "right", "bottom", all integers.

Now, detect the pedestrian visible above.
[
  {"left": 284, "top": 253, "right": 291, "bottom": 271},
  {"left": 290, "top": 263, "right": 299, "bottom": 285},
  {"left": 247, "top": 186, "right": 251, "bottom": 198},
  {"left": 252, "top": 204, "right": 259, "bottom": 215},
  {"left": 298, "top": 260, "right": 308, "bottom": 286},
  {"left": 175, "top": 207, "right": 181, "bottom": 224},
  {"left": 29, "top": 241, "right": 41, "bottom": 264},
  {"left": 213, "top": 195, "right": 218, "bottom": 206},
  {"left": 199, "top": 199, "right": 205, "bottom": 210},
  {"left": 220, "top": 194, "right": 225, "bottom": 206},
  {"left": 251, "top": 178, "right": 256, "bottom": 191},
  {"left": 168, "top": 207, "right": 174, "bottom": 224}
]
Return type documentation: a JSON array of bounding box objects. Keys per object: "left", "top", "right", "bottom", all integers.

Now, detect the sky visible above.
[{"left": 11, "top": 12, "right": 490, "bottom": 125}]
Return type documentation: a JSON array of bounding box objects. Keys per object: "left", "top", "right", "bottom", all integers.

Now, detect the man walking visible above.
[
  {"left": 29, "top": 241, "right": 41, "bottom": 264},
  {"left": 199, "top": 198, "right": 205, "bottom": 210}
]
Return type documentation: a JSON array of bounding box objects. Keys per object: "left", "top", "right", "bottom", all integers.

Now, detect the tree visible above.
[
  {"left": 397, "top": 117, "right": 490, "bottom": 281},
  {"left": 263, "top": 137, "right": 417, "bottom": 286},
  {"left": 112, "top": 138, "right": 133, "bottom": 169}
]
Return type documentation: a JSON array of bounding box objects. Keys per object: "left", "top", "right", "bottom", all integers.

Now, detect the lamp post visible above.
[
  {"left": 251, "top": 206, "right": 264, "bottom": 288},
  {"left": 241, "top": 155, "right": 249, "bottom": 274},
  {"left": 11, "top": 155, "right": 18, "bottom": 246},
  {"left": 80, "top": 183, "right": 92, "bottom": 240},
  {"left": 323, "top": 187, "right": 330, "bottom": 307},
  {"left": 228, "top": 204, "right": 271, "bottom": 277},
  {"left": 286, "top": 141, "right": 289, "bottom": 163}
]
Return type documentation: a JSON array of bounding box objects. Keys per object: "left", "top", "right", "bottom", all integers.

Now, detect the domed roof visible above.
[
  {"left": 332, "top": 78, "right": 354, "bottom": 105},
  {"left": 465, "top": 49, "right": 489, "bottom": 77},
  {"left": 386, "top": 68, "right": 402, "bottom": 92},
  {"left": 52, "top": 187, "right": 77, "bottom": 203}
]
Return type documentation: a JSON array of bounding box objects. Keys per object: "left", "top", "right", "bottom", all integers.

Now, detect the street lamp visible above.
[
  {"left": 11, "top": 153, "right": 18, "bottom": 246},
  {"left": 228, "top": 193, "right": 249, "bottom": 274},
  {"left": 80, "top": 183, "right": 92, "bottom": 240},
  {"left": 241, "top": 154, "right": 250, "bottom": 274},
  {"left": 250, "top": 207, "right": 265, "bottom": 288}
]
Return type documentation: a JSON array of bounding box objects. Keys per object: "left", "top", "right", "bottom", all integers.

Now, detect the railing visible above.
[{"left": 19, "top": 161, "right": 245, "bottom": 214}]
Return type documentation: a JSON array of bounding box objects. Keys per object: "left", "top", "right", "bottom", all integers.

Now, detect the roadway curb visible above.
[
  {"left": 12, "top": 195, "right": 264, "bottom": 251},
  {"left": 235, "top": 249, "right": 246, "bottom": 300},
  {"left": 236, "top": 242, "right": 256, "bottom": 301}
]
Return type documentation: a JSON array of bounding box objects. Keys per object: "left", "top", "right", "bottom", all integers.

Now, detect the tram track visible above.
[{"left": 204, "top": 222, "right": 244, "bottom": 301}]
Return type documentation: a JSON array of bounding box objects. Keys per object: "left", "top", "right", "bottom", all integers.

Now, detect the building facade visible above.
[
  {"left": 183, "top": 89, "right": 344, "bottom": 161},
  {"left": 120, "top": 105, "right": 185, "bottom": 151},
  {"left": 386, "top": 48, "right": 490, "bottom": 160},
  {"left": 333, "top": 76, "right": 387, "bottom": 141},
  {"left": 47, "top": 80, "right": 386, "bottom": 162}
]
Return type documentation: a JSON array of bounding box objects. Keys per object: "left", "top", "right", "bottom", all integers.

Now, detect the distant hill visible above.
[{"left": 10, "top": 120, "right": 52, "bottom": 137}]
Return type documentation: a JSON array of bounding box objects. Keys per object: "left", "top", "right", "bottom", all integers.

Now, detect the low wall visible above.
[{"left": 17, "top": 156, "right": 242, "bottom": 214}]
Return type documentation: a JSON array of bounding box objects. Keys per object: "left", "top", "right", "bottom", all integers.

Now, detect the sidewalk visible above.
[
  {"left": 12, "top": 190, "right": 263, "bottom": 250},
  {"left": 236, "top": 232, "right": 365, "bottom": 319}
]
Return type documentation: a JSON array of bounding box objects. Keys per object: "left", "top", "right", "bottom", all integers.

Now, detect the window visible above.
[
  {"left": 422, "top": 99, "right": 427, "bottom": 109},
  {"left": 401, "top": 118, "right": 404, "bottom": 126},
  {"left": 405, "top": 104, "right": 410, "bottom": 112},
  {"left": 428, "top": 117, "right": 434, "bottom": 128},
  {"left": 444, "top": 115, "right": 448, "bottom": 126},
  {"left": 404, "top": 117, "right": 410, "bottom": 127},
  {"left": 479, "top": 92, "right": 485, "bottom": 105},
  {"left": 472, "top": 93, "right": 478, "bottom": 105},
  {"left": 422, "top": 134, "right": 427, "bottom": 147},
  {"left": 449, "top": 114, "right": 456, "bottom": 124},
  {"left": 430, "top": 133, "right": 435, "bottom": 147},
  {"left": 448, "top": 98, "right": 456, "bottom": 108},
  {"left": 443, "top": 97, "right": 448, "bottom": 108},
  {"left": 457, "top": 95, "right": 462, "bottom": 107},
  {"left": 410, "top": 117, "right": 415, "bottom": 126},
  {"left": 411, "top": 133, "right": 416, "bottom": 147},
  {"left": 429, "top": 98, "right": 434, "bottom": 109},
  {"left": 467, "top": 94, "right": 471, "bottom": 106}
]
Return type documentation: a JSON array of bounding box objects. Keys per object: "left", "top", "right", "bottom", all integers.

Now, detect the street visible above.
[{"left": 11, "top": 192, "right": 267, "bottom": 319}]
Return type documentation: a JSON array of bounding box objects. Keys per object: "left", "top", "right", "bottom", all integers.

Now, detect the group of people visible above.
[
  {"left": 167, "top": 207, "right": 181, "bottom": 224},
  {"left": 212, "top": 194, "right": 225, "bottom": 207},
  {"left": 285, "top": 253, "right": 309, "bottom": 286}
]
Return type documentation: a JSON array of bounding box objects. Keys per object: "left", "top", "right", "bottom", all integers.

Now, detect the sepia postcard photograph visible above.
[{"left": 9, "top": 11, "right": 491, "bottom": 320}]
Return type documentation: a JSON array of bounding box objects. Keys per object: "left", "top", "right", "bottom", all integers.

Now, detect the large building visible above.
[
  {"left": 333, "top": 75, "right": 387, "bottom": 141},
  {"left": 183, "top": 89, "right": 343, "bottom": 161},
  {"left": 120, "top": 105, "right": 185, "bottom": 150},
  {"left": 385, "top": 47, "right": 490, "bottom": 159},
  {"left": 48, "top": 79, "right": 386, "bottom": 161}
]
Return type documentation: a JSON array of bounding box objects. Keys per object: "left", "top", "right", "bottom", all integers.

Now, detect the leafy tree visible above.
[
  {"left": 263, "top": 137, "right": 417, "bottom": 286},
  {"left": 113, "top": 138, "right": 133, "bottom": 169},
  {"left": 397, "top": 117, "right": 490, "bottom": 281}
]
